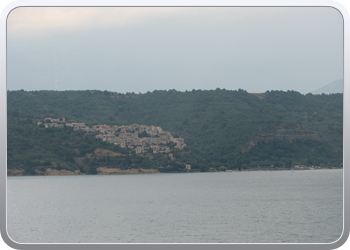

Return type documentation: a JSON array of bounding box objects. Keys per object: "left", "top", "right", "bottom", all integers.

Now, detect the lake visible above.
[{"left": 6, "top": 169, "right": 343, "bottom": 243}]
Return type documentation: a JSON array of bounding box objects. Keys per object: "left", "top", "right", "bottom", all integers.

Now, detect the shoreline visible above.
[{"left": 7, "top": 167, "right": 342, "bottom": 177}]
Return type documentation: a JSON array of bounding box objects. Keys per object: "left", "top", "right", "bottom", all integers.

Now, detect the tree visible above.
[
  {"left": 241, "top": 164, "right": 248, "bottom": 169},
  {"left": 87, "top": 166, "right": 97, "bottom": 174},
  {"left": 285, "top": 160, "right": 292, "bottom": 168},
  {"left": 219, "top": 166, "right": 227, "bottom": 171}
]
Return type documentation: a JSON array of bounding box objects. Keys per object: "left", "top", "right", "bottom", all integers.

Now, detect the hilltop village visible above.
[{"left": 38, "top": 118, "right": 187, "bottom": 155}]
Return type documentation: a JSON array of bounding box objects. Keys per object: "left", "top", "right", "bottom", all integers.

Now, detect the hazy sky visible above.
[{"left": 7, "top": 7, "right": 343, "bottom": 94}]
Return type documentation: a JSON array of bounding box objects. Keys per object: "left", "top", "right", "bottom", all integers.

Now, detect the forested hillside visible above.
[{"left": 7, "top": 89, "right": 343, "bottom": 175}]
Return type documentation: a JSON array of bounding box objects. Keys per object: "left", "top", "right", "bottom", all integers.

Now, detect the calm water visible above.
[{"left": 7, "top": 170, "right": 343, "bottom": 243}]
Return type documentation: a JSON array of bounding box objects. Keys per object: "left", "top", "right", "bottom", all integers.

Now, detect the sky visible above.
[{"left": 6, "top": 6, "right": 344, "bottom": 94}]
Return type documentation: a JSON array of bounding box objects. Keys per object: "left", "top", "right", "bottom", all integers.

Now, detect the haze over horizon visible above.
[{"left": 7, "top": 7, "right": 343, "bottom": 94}]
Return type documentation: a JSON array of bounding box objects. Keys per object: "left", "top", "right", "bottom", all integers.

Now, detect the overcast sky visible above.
[{"left": 7, "top": 7, "right": 343, "bottom": 94}]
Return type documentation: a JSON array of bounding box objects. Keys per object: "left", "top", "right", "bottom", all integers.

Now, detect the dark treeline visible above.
[{"left": 7, "top": 89, "right": 343, "bottom": 174}]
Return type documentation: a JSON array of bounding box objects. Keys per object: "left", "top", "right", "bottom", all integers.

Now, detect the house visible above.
[
  {"left": 175, "top": 143, "right": 186, "bottom": 150},
  {"left": 156, "top": 126, "right": 163, "bottom": 133},
  {"left": 73, "top": 123, "right": 86, "bottom": 130},
  {"left": 151, "top": 145, "right": 159, "bottom": 153},
  {"left": 43, "top": 118, "right": 65, "bottom": 124},
  {"left": 95, "top": 134, "right": 104, "bottom": 139},
  {"left": 45, "top": 123, "right": 64, "bottom": 128},
  {"left": 119, "top": 126, "right": 128, "bottom": 133},
  {"left": 40, "top": 120, "right": 188, "bottom": 155},
  {"left": 158, "top": 146, "right": 170, "bottom": 153},
  {"left": 104, "top": 133, "right": 115, "bottom": 142},
  {"left": 92, "top": 124, "right": 110, "bottom": 131},
  {"left": 44, "top": 118, "right": 54, "bottom": 123},
  {"left": 115, "top": 140, "right": 126, "bottom": 148},
  {"left": 65, "top": 123, "right": 86, "bottom": 130},
  {"left": 135, "top": 146, "right": 144, "bottom": 154},
  {"left": 127, "top": 124, "right": 140, "bottom": 131}
]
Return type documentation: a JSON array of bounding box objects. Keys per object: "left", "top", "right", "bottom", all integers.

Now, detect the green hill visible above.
[{"left": 7, "top": 89, "right": 343, "bottom": 175}]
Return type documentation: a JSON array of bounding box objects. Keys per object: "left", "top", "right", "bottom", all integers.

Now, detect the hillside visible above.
[
  {"left": 311, "top": 78, "right": 343, "bottom": 94},
  {"left": 7, "top": 89, "right": 343, "bottom": 175}
]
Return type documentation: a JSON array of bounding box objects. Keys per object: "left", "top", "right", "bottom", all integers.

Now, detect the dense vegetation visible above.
[{"left": 7, "top": 89, "right": 343, "bottom": 175}]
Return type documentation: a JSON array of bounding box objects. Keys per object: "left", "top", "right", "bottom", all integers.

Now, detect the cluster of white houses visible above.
[{"left": 38, "top": 118, "right": 187, "bottom": 155}]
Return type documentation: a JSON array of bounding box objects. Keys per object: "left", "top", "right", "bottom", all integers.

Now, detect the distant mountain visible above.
[{"left": 311, "top": 79, "right": 343, "bottom": 94}]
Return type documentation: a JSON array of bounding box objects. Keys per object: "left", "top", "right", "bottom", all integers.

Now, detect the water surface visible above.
[{"left": 7, "top": 170, "right": 343, "bottom": 243}]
